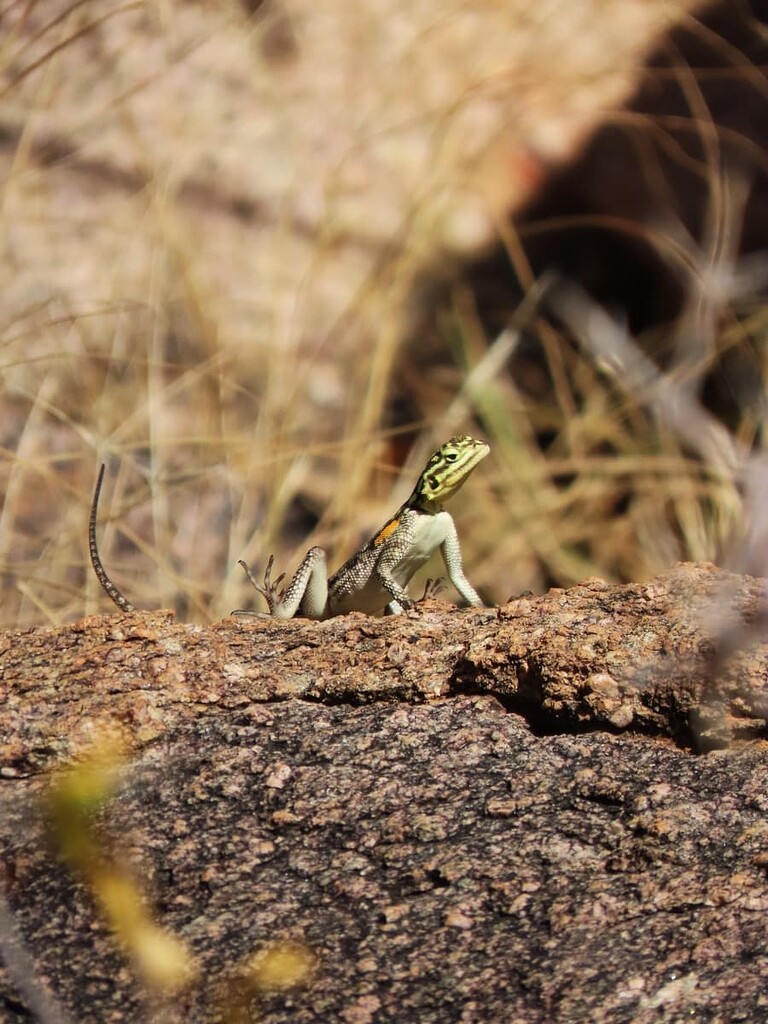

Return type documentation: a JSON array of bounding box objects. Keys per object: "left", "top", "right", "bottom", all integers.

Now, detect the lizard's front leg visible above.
[
  {"left": 439, "top": 518, "right": 483, "bottom": 607},
  {"left": 375, "top": 520, "right": 418, "bottom": 612}
]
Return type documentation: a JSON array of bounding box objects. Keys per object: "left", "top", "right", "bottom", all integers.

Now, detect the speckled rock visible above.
[
  {"left": 1, "top": 563, "right": 766, "bottom": 776},
  {"left": 1, "top": 562, "right": 768, "bottom": 1022}
]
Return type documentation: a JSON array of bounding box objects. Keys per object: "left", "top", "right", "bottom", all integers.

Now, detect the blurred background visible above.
[{"left": 1, "top": 0, "right": 767, "bottom": 627}]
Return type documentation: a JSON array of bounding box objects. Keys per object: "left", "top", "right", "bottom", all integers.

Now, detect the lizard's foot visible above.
[
  {"left": 384, "top": 579, "right": 444, "bottom": 616},
  {"left": 419, "top": 576, "right": 446, "bottom": 602},
  {"left": 238, "top": 556, "right": 286, "bottom": 616}
]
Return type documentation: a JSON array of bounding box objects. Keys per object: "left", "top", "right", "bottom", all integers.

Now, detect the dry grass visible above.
[{"left": 4, "top": 0, "right": 764, "bottom": 630}]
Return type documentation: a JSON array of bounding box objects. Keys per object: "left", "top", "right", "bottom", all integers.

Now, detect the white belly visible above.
[{"left": 391, "top": 512, "right": 450, "bottom": 585}]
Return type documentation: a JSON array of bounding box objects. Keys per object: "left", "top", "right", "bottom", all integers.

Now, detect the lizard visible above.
[
  {"left": 237, "top": 434, "right": 489, "bottom": 619},
  {"left": 88, "top": 435, "right": 489, "bottom": 617}
]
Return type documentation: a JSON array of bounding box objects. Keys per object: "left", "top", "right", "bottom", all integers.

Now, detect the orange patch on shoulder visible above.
[{"left": 374, "top": 518, "right": 400, "bottom": 546}]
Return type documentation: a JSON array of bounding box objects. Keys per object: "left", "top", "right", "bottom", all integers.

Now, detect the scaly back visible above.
[{"left": 407, "top": 435, "right": 490, "bottom": 511}]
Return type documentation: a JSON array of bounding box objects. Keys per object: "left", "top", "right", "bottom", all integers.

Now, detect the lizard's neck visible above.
[{"left": 404, "top": 492, "right": 443, "bottom": 515}]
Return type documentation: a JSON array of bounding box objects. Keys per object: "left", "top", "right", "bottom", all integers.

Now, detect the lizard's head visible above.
[{"left": 413, "top": 435, "right": 490, "bottom": 508}]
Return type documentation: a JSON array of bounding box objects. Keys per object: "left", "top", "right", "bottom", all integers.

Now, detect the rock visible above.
[{"left": 1, "top": 562, "right": 767, "bottom": 1022}]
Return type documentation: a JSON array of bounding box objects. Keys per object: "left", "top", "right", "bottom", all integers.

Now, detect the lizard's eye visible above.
[{"left": 445, "top": 452, "right": 458, "bottom": 462}]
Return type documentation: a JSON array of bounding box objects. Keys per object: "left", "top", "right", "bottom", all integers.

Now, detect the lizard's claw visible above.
[
  {"left": 419, "top": 576, "right": 446, "bottom": 602},
  {"left": 238, "top": 556, "right": 287, "bottom": 615}
]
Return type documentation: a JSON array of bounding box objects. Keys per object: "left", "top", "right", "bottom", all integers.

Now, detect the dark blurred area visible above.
[{"left": 400, "top": 0, "right": 768, "bottom": 434}]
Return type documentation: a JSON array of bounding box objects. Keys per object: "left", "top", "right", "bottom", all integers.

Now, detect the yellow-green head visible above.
[{"left": 410, "top": 435, "right": 490, "bottom": 509}]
